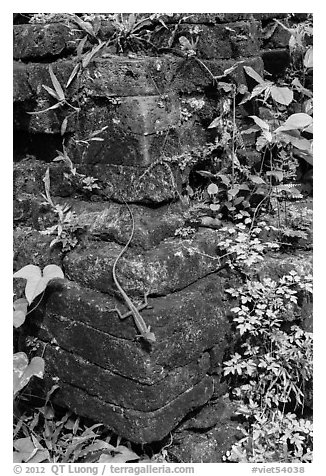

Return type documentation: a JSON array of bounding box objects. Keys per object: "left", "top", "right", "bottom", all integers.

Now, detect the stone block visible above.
[
  {"left": 152, "top": 21, "right": 260, "bottom": 59},
  {"left": 25, "top": 267, "right": 233, "bottom": 443},
  {"left": 63, "top": 228, "right": 226, "bottom": 296},
  {"left": 84, "top": 163, "right": 182, "bottom": 203},
  {"left": 171, "top": 56, "right": 264, "bottom": 93},
  {"left": 13, "top": 157, "right": 182, "bottom": 204},
  {"left": 60, "top": 199, "right": 187, "bottom": 250},
  {"left": 13, "top": 23, "right": 79, "bottom": 60},
  {"left": 13, "top": 60, "right": 78, "bottom": 103},
  {"left": 13, "top": 20, "right": 116, "bottom": 61},
  {"left": 48, "top": 376, "right": 214, "bottom": 443},
  {"left": 261, "top": 48, "right": 291, "bottom": 76},
  {"left": 41, "top": 272, "right": 233, "bottom": 367},
  {"left": 38, "top": 344, "right": 211, "bottom": 412},
  {"left": 82, "top": 56, "right": 174, "bottom": 97},
  {"left": 262, "top": 21, "right": 291, "bottom": 49}
]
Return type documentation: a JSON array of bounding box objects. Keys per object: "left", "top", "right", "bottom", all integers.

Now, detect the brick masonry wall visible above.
[{"left": 13, "top": 13, "right": 310, "bottom": 444}]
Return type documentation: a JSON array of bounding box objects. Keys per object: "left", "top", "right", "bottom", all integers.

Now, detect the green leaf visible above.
[
  {"left": 60, "top": 117, "right": 68, "bottom": 136},
  {"left": 71, "top": 15, "right": 96, "bottom": 37},
  {"left": 243, "top": 65, "right": 264, "bottom": 84},
  {"left": 26, "top": 102, "right": 63, "bottom": 115},
  {"left": 275, "top": 113, "right": 312, "bottom": 133},
  {"left": 13, "top": 264, "right": 64, "bottom": 305},
  {"left": 249, "top": 175, "right": 266, "bottom": 185},
  {"left": 304, "top": 47, "right": 313, "bottom": 68},
  {"left": 270, "top": 86, "right": 293, "bottom": 105},
  {"left": 82, "top": 41, "right": 106, "bottom": 68},
  {"left": 292, "top": 78, "right": 312, "bottom": 98},
  {"left": 196, "top": 170, "right": 216, "bottom": 178},
  {"left": 284, "top": 135, "right": 312, "bottom": 151},
  {"left": 228, "top": 186, "right": 240, "bottom": 198},
  {"left": 49, "top": 65, "right": 65, "bottom": 102},
  {"left": 43, "top": 167, "right": 54, "bottom": 207},
  {"left": 208, "top": 116, "right": 221, "bottom": 129},
  {"left": 217, "top": 81, "right": 233, "bottom": 92},
  {"left": 13, "top": 265, "right": 42, "bottom": 305},
  {"left": 43, "top": 264, "right": 64, "bottom": 281},
  {"left": 266, "top": 171, "right": 284, "bottom": 182},
  {"left": 13, "top": 353, "right": 45, "bottom": 396},
  {"left": 13, "top": 298, "right": 28, "bottom": 328},
  {"left": 97, "top": 445, "right": 139, "bottom": 463},
  {"left": 76, "top": 35, "right": 88, "bottom": 58},
  {"left": 218, "top": 174, "right": 231, "bottom": 186},
  {"left": 249, "top": 115, "right": 270, "bottom": 131},
  {"left": 13, "top": 436, "right": 49, "bottom": 463},
  {"left": 42, "top": 84, "right": 60, "bottom": 101},
  {"left": 66, "top": 63, "right": 80, "bottom": 88},
  {"left": 249, "top": 82, "right": 270, "bottom": 100},
  {"left": 207, "top": 183, "right": 219, "bottom": 195}
]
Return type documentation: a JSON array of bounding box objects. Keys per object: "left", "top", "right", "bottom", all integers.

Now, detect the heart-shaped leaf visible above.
[
  {"left": 13, "top": 353, "right": 45, "bottom": 396},
  {"left": 13, "top": 265, "right": 64, "bottom": 305}
]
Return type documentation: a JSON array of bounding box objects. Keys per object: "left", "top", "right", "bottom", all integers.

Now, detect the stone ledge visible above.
[
  {"left": 13, "top": 158, "right": 182, "bottom": 204},
  {"left": 37, "top": 271, "right": 233, "bottom": 373},
  {"left": 63, "top": 228, "right": 225, "bottom": 296},
  {"left": 39, "top": 342, "right": 211, "bottom": 412},
  {"left": 49, "top": 376, "right": 214, "bottom": 443}
]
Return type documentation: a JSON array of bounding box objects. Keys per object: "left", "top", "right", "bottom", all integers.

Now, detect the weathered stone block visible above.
[
  {"left": 13, "top": 157, "right": 182, "bottom": 204},
  {"left": 48, "top": 376, "right": 214, "bottom": 443},
  {"left": 82, "top": 163, "right": 182, "bottom": 203},
  {"left": 60, "top": 199, "right": 187, "bottom": 250},
  {"left": 63, "top": 228, "right": 226, "bottom": 296},
  {"left": 262, "top": 21, "right": 291, "bottom": 50},
  {"left": 41, "top": 271, "right": 233, "bottom": 367},
  {"left": 82, "top": 56, "right": 174, "bottom": 97},
  {"left": 26, "top": 269, "right": 232, "bottom": 442},
  {"left": 13, "top": 60, "right": 78, "bottom": 103},
  {"left": 38, "top": 344, "right": 211, "bottom": 412},
  {"left": 171, "top": 56, "right": 264, "bottom": 93},
  {"left": 152, "top": 21, "right": 260, "bottom": 59},
  {"left": 261, "top": 48, "right": 291, "bottom": 76},
  {"left": 13, "top": 229, "right": 63, "bottom": 273},
  {"left": 13, "top": 23, "right": 78, "bottom": 60},
  {"left": 13, "top": 20, "right": 116, "bottom": 61},
  {"left": 14, "top": 158, "right": 75, "bottom": 198}
]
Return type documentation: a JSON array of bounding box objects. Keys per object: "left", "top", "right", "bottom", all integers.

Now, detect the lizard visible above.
[{"left": 109, "top": 202, "right": 156, "bottom": 345}]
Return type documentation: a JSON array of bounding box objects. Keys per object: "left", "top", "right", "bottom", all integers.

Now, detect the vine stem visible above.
[{"left": 26, "top": 289, "right": 46, "bottom": 316}]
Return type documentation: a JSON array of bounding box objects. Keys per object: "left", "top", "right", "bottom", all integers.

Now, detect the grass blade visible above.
[
  {"left": 42, "top": 85, "right": 60, "bottom": 101},
  {"left": 49, "top": 65, "right": 65, "bottom": 101}
]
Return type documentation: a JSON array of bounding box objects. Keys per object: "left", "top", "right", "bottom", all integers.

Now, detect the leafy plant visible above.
[
  {"left": 14, "top": 264, "right": 64, "bottom": 307},
  {"left": 222, "top": 271, "right": 313, "bottom": 462},
  {"left": 28, "top": 65, "right": 79, "bottom": 115},
  {"left": 13, "top": 387, "right": 156, "bottom": 463},
  {"left": 13, "top": 264, "right": 64, "bottom": 399},
  {"left": 40, "top": 167, "right": 84, "bottom": 251}
]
